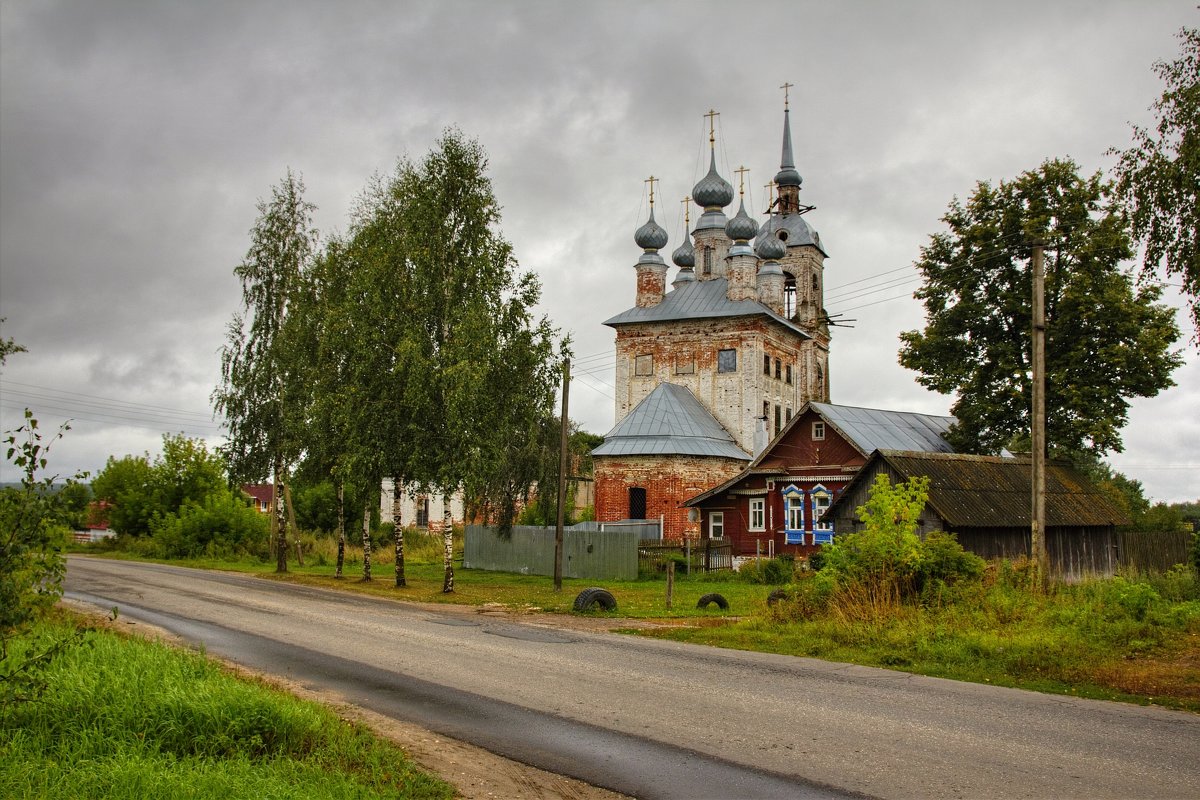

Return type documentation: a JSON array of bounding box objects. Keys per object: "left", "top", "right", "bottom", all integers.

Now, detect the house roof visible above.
[
  {"left": 592, "top": 382, "right": 751, "bottom": 461},
  {"left": 808, "top": 402, "right": 955, "bottom": 456},
  {"left": 683, "top": 402, "right": 956, "bottom": 506},
  {"left": 241, "top": 484, "right": 273, "bottom": 505},
  {"left": 825, "top": 450, "right": 1130, "bottom": 529},
  {"left": 602, "top": 276, "right": 811, "bottom": 338}
]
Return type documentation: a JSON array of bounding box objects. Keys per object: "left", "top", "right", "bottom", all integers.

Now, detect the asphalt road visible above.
[{"left": 65, "top": 557, "right": 1200, "bottom": 800}]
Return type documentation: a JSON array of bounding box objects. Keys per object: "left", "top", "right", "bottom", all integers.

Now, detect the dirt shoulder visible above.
[{"left": 62, "top": 599, "right": 629, "bottom": 800}]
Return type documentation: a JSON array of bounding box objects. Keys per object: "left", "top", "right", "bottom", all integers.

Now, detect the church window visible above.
[
  {"left": 786, "top": 407, "right": 792, "bottom": 423},
  {"left": 786, "top": 364, "right": 793, "bottom": 384},
  {"left": 415, "top": 496, "right": 430, "bottom": 528},
  {"left": 717, "top": 348, "right": 737, "bottom": 373},
  {"left": 749, "top": 498, "right": 765, "bottom": 532},
  {"left": 763, "top": 354, "right": 771, "bottom": 375},
  {"left": 763, "top": 400, "right": 770, "bottom": 420},
  {"left": 812, "top": 273, "right": 820, "bottom": 292},
  {"left": 703, "top": 247, "right": 713, "bottom": 276},
  {"left": 675, "top": 356, "right": 694, "bottom": 375},
  {"left": 635, "top": 354, "right": 653, "bottom": 376},
  {"left": 774, "top": 405, "right": 782, "bottom": 437},
  {"left": 629, "top": 487, "right": 647, "bottom": 520},
  {"left": 775, "top": 358, "right": 781, "bottom": 379},
  {"left": 783, "top": 272, "right": 797, "bottom": 318},
  {"left": 813, "top": 421, "right": 825, "bottom": 441}
]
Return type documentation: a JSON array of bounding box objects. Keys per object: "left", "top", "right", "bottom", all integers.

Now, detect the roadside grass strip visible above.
[{"left": 0, "top": 614, "right": 453, "bottom": 800}]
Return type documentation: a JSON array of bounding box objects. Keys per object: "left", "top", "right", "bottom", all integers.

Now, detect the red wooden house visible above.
[{"left": 683, "top": 402, "right": 955, "bottom": 558}]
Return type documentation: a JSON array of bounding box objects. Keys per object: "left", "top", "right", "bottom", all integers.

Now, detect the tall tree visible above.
[
  {"left": 1111, "top": 24, "right": 1200, "bottom": 338},
  {"left": 899, "top": 159, "right": 1182, "bottom": 458},
  {"left": 214, "top": 170, "right": 318, "bottom": 572}
]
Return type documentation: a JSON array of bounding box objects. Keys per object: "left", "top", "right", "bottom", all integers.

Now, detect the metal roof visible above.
[
  {"left": 827, "top": 450, "right": 1131, "bottom": 528},
  {"left": 602, "top": 277, "right": 810, "bottom": 338},
  {"left": 809, "top": 402, "right": 955, "bottom": 455},
  {"left": 592, "top": 383, "right": 751, "bottom": 461}
]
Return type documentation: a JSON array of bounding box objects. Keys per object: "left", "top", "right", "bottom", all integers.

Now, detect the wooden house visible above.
[
  {"left": 683, "top": 402, "right": 956, "bottom": 558},
  {"left": 823, "top": 450, "right": 1130, "bottom": 579}
]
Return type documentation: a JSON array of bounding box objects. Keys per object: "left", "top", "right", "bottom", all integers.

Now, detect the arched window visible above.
[
  {"left": 783, "top": 271, "right": 797, "bottom": 319},
  {"left": 782, "top": 485, "right": 804, "bottom": 545},
  {"left": 811, "top": 485, "right": 833, "bottom": 544},
  {"left": 702, "top": 247, "right": 713, "bottom": 276}
]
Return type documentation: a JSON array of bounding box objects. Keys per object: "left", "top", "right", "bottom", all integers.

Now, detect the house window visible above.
[
  {"left": 629, "top": 487, "right": 647, "bottom": 520},
  {"left": 763, "top": 354, "right": 771, "bottom": 375},
  {"left": 717, "top": 348, "right": 737, "bottom": 373},
  {"left": 774, "top": 405, "right": 782, "bottom": 437},
  {"left": 708, "top": 511, "right": 724, "bottom": 539},
  {"left": 774, "top": 358, "right": 781, "bottom": 380},
  {"left": 635, "top": 354, "right": 653, "bottom": 376},
  {"left": 812, "top": 486, "right": 833, "bottom": 544},
  {"left": 675, "top": 356, "right": 695, "bottom": 375},
  {"left": 749, "top": 498, "right": 765, "bottom": 531},
  {"left": 782, "top": 487, "right": 804, "bottom": 545},
  {"left": 260, "top": 500, "right": 269, "bottom": 513},
  {"left": 786, "top": 364, "right": 792, "bottom": 384},
  {"left": 813, "top": 421, "right": 825, "bottom": 441}
]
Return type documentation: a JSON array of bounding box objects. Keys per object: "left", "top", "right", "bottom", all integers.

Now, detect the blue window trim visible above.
[{"left": 782, "top": 484, "right": 804, "bottom": 543}]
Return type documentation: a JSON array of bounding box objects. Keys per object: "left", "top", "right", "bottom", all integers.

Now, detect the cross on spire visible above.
[
  {"left": 680, "top": 195, "right": 691, "bottom": 226},
  {"left": 704, "top": 108, "right": 720, "bottom": 145},
  {"left": 645, "top": 175, "right": 658, "bottom": 207},
  {"left": 780, "top": 82, "right": 793, "bottom": 111},
  {"left": 764, "top": 181, "right": 775, "bottom": 210},
  {"left": 734, "top": 165, "right": 750, "bottom": 197}
]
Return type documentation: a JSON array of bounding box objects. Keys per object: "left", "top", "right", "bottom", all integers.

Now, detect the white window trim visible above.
[
  {"left": 748, "top": 498, "right": 765, "bottom": 532},
  {"left": 812, "top": 421, "right": 825, "bottom": 441},
  {"left": 708, "top": 511, "right": 724, "bottom": 539}
]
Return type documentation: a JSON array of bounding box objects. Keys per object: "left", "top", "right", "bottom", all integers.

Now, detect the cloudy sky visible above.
[{"left": 1, "top": 0, "right": 1196, "bottom": 502}]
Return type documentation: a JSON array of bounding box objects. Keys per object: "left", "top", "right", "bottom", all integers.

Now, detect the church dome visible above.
[
  {"left": 755, "top": 231, "right": 786, "bottom": 261},
  {"left": 634, "top": 208, "right": 668, "bottom": 251},
  {"left": 671, "top": 234, "right": 695, "bottom": 268},
  {"left": 725, "top": 199, "right": 758, "bottom": 242},
  {"left": 692, "top": 151, "right": 734, "bottom": 209}
]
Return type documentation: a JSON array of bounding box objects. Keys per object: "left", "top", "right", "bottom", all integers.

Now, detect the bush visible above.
[
  {"left": 738, "top": 556, "right": 793, "bottom": 585},
  {"left": 150, "top": 490, "right": 270, "bottom": 559}
]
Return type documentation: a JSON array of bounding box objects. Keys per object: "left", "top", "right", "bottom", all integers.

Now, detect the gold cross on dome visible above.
[
  {"left": 780, "top": 82, "right": 794, "bottom": 110},
  {"left": 681, "top": 195, "right": 691, "bottom": 226},
  {"left": 645, "top": 175, "right": 658, "bottom": 207},
  {"left": 734, "top": 165, "right": 750, "bottom": 196},
  {"left": 704, "top": 108, "right": 720, "bottom": 144}
]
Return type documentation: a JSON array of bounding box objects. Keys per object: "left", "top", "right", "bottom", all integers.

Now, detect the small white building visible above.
[{"left": 379, "top": 478, "right": 465, "bottom": 531}]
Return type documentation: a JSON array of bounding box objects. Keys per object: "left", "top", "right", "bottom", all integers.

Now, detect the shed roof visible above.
[
  {"left": 602, "top": 276, "right": 810, "bottom": 338},
  {"left": 592, "top": 382, "right": 751, "bottom": 461},
  {"left": 826, "top": 450, "right": 1130, "bottom": 529}
]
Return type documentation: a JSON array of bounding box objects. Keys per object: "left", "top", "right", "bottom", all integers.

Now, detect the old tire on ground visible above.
[
  {"left": 573, "top": 587, "right": 617, "bottom": 612},
  {"left": 696, "top": 593, "right": 729, "bottom": 610},
  {"left": 766, "top": 588, "right": 790, "bottom": 606}
]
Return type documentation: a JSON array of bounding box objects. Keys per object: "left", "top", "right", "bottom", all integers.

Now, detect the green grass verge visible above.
[{"left": 0, "top": 613, "right": 453, "bottom": 800}]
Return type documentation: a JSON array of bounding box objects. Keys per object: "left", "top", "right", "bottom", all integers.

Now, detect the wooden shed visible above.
[{"left": 823, "top": 450, "right": 1131, "bottom": 579}]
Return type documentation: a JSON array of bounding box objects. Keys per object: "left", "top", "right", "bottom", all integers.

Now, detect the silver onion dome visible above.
[
  {"left": 692, "top": 151, "right": 734, "bottom": 209},
  {"left": 671, "top": 234, "right": 695, "bottom": 267},
  {"left": 725, "top": 199, "right": 759, "bottom": 242},
  {"left": 755, "top": 231, "right": 786, "bottom": 261},
  {"left": 634, "top": 207, "right": 668, "bottom": 251}
]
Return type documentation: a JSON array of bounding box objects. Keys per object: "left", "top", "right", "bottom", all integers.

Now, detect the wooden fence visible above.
[
  {"left": 1118, "top": 530, "right": 1194, "bottom": 572},
  {"left": 638, "top": 538, "right": 733, "bottom": 574}
]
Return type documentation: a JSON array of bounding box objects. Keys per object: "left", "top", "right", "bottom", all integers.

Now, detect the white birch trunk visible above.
[
  {"left": 392, "top": 477, "right": 406, "bottom": 587},
  {"left": 441, "top": 494, "right": 454, "bottom": 593},
  {"left": 335, "top": 482, "right": 345, "bottom": 579},
  {"left": 361, "top": 504, "right": 372, "bottom": 581}
]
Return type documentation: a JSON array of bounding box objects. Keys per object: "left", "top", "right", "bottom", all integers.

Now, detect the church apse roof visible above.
[
  {"left": 602, "top": 277, "right": 810, "bottom": 338},
  {"left": 592, "top": 383, "right": 751, "bottom": 460}
]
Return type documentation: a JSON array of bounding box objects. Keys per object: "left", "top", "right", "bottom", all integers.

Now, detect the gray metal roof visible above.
[
  {"left": 809, "top": 402, "right": 955, "bottom": 455},
  {"left": 592, "top": 383, "right": 751, "bottom": 460},
  {"left": 755, "top": 213, "right": 827, "bottom": 256},
  {"left": 602, "top": 277, "right": 810, "bottom": 338}
]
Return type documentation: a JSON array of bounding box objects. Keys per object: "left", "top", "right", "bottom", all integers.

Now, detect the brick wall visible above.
[{"left": 594, "top": 453, "right": 747, "bottom": 540}]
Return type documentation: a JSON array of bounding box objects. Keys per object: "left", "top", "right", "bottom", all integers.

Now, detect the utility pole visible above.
[
  {"left": 554, "top": 358, "right": 570, "bottom": 592},
  {"left": 1031, "top": 241, "right": 1048, "bottom": 591}
]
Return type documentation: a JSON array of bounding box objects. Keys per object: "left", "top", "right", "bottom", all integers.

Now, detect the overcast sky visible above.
[{"left": 1, "top": 0, "right": 1196, "bottom": 502}]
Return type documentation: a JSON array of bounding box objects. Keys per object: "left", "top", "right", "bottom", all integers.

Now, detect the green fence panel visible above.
[{"left": 463, "top": 524, "right": 641, "bottom": 580}]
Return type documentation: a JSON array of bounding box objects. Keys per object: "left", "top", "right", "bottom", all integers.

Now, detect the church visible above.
[{"left": 593, "top": 97, "right": 833, "bottom": 540}]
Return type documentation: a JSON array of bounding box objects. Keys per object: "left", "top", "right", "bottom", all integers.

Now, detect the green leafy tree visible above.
[
  {"left": 899, "top": 159, "right": 1182, "bottom": 457},
  {"left": 90, "top": 454, "right": 155, "bottom": 536},
  {"left": 0, "top": 318, "right": 26, "bottom": 365},
  {"left": 1111, "top": 24, "right": 1200, "bottom": 337},
  {"left": 215, "top": 170, "right": 319, "bottom": 573}
]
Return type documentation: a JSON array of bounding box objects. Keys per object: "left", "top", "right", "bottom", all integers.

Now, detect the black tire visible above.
[
  {"left": 573, "top": 587, "right": 617, "bottom": 612},
  {"left": 766, "top": 588, "right": 790, "bottom": 606},
  {"left": 696, "top": 593, "right": 729, "bottom": 610}
]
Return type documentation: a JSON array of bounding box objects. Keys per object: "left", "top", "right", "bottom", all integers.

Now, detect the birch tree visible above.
[{"left": 214, "top": 170, "right": 318, "bottom": 573}]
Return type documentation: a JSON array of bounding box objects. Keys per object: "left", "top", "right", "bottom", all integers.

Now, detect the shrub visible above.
[
  {"left": 738, "top": 556, "right": 793, "bottom": 585},
  {"left": 150, "top": 490, "right": 269, "bottom": 559}
]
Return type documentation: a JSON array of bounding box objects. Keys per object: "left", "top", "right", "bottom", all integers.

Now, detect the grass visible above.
[
  {"left": 0, "top": 611, "right": 454, "bottom": 799},
  {"left": 75, "top": 533, "right": 1200, "bottom": 712}
]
